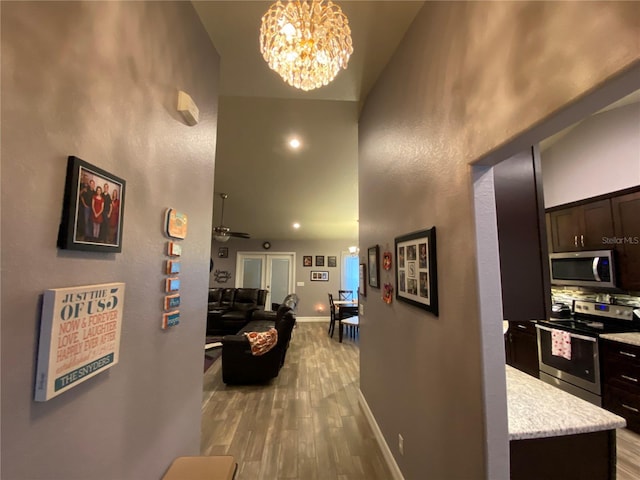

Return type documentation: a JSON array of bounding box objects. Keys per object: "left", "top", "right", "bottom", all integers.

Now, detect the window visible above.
[{"left": 342, "top": 252, "right": 359, "bottom": 300}]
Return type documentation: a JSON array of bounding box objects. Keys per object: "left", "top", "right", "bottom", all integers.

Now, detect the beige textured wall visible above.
[
  {"left": 358, "top": 1, "right": 639, "bottom": 479},
  {"left": 1, "top": 2, "right": 219, "bottom": 479}
]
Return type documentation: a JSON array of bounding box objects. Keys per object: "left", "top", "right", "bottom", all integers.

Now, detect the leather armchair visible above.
[
  {"left": 206, "top": 287, "right": 267, "bottom": 335},
  {"left": 208, "top": 288, "right": 235, "bottom": 311},
  {"left": 221, "top": 294, "right": 298, "bottom": 384},
  {"left": 228, "top": 288, "right": 260, "bottom": 315}
]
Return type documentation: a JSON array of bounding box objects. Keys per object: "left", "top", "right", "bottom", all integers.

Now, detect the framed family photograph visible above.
[
  {"left": 368, "top": 245, "right": 380, "bottom": 288},
  {"left": 58, "top": 156, "right": 126, "bottom": 252},
  {"left": 395, "top": 227, "right": 438, "bottom": 315},
  {"left": 310, "top": 271, "right": 329, "bottom": 281},
  {"left": 303, "top": 255, "right": 313, "bottom": 267}
]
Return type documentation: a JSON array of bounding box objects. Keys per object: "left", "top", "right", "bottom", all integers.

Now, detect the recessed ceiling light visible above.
[
  {"left": 292, "top": 222, "right": 300, "bottom": 229},
  {"left": 289, "top": 138, "right": 301, "bottom": 149}
]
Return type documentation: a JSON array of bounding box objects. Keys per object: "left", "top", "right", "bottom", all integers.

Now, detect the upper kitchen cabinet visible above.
[
  {"left": 546, "top": 199, "right": 614, "bottom": 252},
  {"left": 494, "top": 147, "right": 550, "bottom": 323},
  {"left": 611, "top": 191, "right": 640, "bottom": 291},
  {"left": 545, "top": 187, "right": 640, "bottom": 291},
  {"left": 541, "top": 96, "right": 639, "bottom": 253}
]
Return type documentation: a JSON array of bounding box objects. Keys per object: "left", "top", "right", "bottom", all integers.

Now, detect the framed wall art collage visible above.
[
  {"left": 304, "top": 254, "right": 337, "bottom": 281},
  {"left": 395, "top": 227, "right": 438, "bottom": 315}
]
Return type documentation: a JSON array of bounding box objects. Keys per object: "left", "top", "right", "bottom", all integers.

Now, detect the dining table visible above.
[
  {"left": 332, "top": 300, "right": 359, "bottom": 342},
  {"left": 333, "top": 300, "right": 358, "bottom": 306},
  {"left": 333, "top": 300, "right": 359, "bottom": 317}
]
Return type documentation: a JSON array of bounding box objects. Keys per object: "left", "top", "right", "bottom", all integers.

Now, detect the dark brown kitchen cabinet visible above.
[
  {"left": 547, "top": 199, "right": 614, "bottom": 252},
  {"left": 611, "top": 191, "right": 640, "bottom": 291},
  {"left": 601, "top": 339, "right": 640, "bottom": 433},
  {"left": 494, "top": 147, "right": 550, "bottom": 323},
  {"left": 505, "top": 321, "right": 539, "bottom": 378}
]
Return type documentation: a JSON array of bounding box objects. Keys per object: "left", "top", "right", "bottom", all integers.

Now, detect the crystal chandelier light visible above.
[{"left": 259, "top": 0, "right": 354, "bottom": 91}]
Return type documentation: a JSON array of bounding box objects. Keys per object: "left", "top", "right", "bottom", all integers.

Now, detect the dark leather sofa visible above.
[
  {"left": 221, "top": 294, "right": 299, "bottom": 385},
  {"left": 206, "top": 287, "right": 267, "bottom": 335}
]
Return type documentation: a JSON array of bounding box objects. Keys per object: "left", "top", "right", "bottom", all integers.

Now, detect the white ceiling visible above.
[
  {"left": 193, "top": 1, "right": 424, "bottom": 240},
  {"left": 539, "top": 89, "right": 640, "bottom": 152}
]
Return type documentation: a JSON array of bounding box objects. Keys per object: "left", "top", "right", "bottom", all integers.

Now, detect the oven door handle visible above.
[{"left": 535, "top": 324, "right": 597, "bottom": 342}]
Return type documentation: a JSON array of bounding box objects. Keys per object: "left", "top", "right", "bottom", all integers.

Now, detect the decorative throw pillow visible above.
[{"left": 244, "top": 328, "right": 278, "bottom": 356}]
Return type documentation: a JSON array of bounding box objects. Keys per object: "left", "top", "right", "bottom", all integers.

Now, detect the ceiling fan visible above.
[{"left": 213, "top": 193, "right": 250, "bottom": 242}]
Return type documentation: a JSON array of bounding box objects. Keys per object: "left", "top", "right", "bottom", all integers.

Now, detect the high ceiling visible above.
[
  {"left": 539, "top": 89, "right": 640, "bottom": 152},
  {"left": 193, "top": 1, "right": 424, "bottom": 240}
]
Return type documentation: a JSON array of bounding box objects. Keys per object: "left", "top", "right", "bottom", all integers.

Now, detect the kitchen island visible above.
[{"left": 507, "top": 365, "right": 626, "bottom": 480}]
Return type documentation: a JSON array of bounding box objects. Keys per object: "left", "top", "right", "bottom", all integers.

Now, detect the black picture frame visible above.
[
  {"left": 310, "top": 271, "right": 329, "bottom": 281},
  {"left": 315, "top": 255, "right": 325, "bottom": 267},
  {"left": 368, "top": 245, "right": 380, "bottom": 288},
  {"left": 359, "top": 263, "right": 367, "bottom": 297},
  {"left": 58, "top": 156, "right": 126, "bottom": 252},
  {"left": 327, "top": 255, "right": 337, "bottom": 268},
  {"left": 395, "top": 227, "right": 438, "bottom": 315},
  {"left": 303, "top": 255, "right": 312, "bottom": 267},
  {"left": 218, "top": 247, "right": 228, "bottom": 258}
]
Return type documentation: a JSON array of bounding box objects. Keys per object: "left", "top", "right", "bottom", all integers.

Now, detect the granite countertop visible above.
[
  {"left": 599, "top": 332, "right": 640, "bottom": 347},
  {"left": 506, "top": 366, "right": 626, "bottom": 440}
]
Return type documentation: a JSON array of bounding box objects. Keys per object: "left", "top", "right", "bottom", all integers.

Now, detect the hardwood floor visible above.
[
  {"left": 201, "top": 322, "right": 392, "bottom": 480},
  {"left": 617, "top": 427, "right": 640, "bottom": 480},
  {"left": 201, "top": 322, "right": 640, "bottom": 479}
]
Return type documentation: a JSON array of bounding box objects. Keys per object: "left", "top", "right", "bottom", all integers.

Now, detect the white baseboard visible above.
[
  {"left": 357, "top": 389, "right": 404, "bottom": 480},
  {"left": 296, "top": 316, "right": 327, "bottom": 323}
]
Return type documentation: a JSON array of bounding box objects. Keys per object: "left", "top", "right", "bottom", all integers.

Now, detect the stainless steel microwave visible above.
[{"left": 549, "top": 250, "right": 616, "bottom": 288}]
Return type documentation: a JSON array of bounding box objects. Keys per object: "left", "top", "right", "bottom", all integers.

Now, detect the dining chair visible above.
[
  {"left": 336, "top": 303, "right": 358, "bottom": 342},
  {"left": 327, "top": 293, "right": 337, "bottom": 337},
  {"left": 332, "top": 300, "right": 358, "bottom": 343},
  {"left": 341, "top": 316, "right": 359, "bottom": 342},
  {"left": 338, "top": 290, "right": 353, "bottom": 301}
]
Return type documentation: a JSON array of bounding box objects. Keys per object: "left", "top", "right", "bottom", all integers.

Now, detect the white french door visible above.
[{"left": 236, "top": 252, "right": 295, "bottom": 310}]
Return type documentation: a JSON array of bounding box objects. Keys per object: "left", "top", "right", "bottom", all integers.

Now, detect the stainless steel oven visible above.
[
  {"left": 536, "top": 324, "right": 601, "bottom": 405},
  {"left": 536, "top": 300, "right": 639, "bottom": 406}
]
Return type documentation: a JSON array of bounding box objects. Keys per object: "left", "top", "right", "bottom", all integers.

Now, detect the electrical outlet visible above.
[
  {"left": 398, "top": 434, "right": 404, "bottom": 455},
  {"left": 359, "top": 303, "right": 364, "bottom": 315}
]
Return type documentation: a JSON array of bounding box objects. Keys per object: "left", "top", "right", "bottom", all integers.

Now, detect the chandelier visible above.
[{"left": 259, "top": 0, "right": 353, "bottom": 91}]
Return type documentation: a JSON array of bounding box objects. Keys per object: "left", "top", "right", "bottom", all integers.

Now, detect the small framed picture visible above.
[
  {"left": 328, "top": 256, "right": 337, "bottom": 267},
  {"left": 359, "top": 263, "right": 367, "bottom": 297},
  {"left": 164, "top": 293, "right": 181, "bottom": 310},
  {"left": 218, "top": 247, "right": 228, "bottom": 258},
  {"left": 303, "top": 255, "right": 312, "bottom": 267},
  {"left": 310, "top": 271, "right": 329, "bottom": 281},
  {"left": 166, "top": 260, "right": 181, "bottom": 275},
  {"left": 168, "top": 241, "right": 182, "bottom": 256},
  {"left": 57, "top": 156, "right": 126, "bottom": 252},
  {"left": 165, "top": 208, "right": 188, "bottom": 239},
  {"left": 315, "top": 255, "right": 325, "bottom": 267},
  {"left": 368, "top": 245, "right": 380, "bottom": 288},
  {"left": 165, "top": 277, "right": 180, "bottom": 292},
  {"left": 162, "top": 310, "right": 180, "bottom": 329}
]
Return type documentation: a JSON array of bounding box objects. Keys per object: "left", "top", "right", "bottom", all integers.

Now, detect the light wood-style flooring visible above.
[
  {"left": 201, "top": 323, "right": 640, "bottom": 479},
  {"left": 617, "top": 427, "right": 640, "bottom": 480},
  {"left": 201, "top": 322, "right": 391, "bottom": 480}
]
